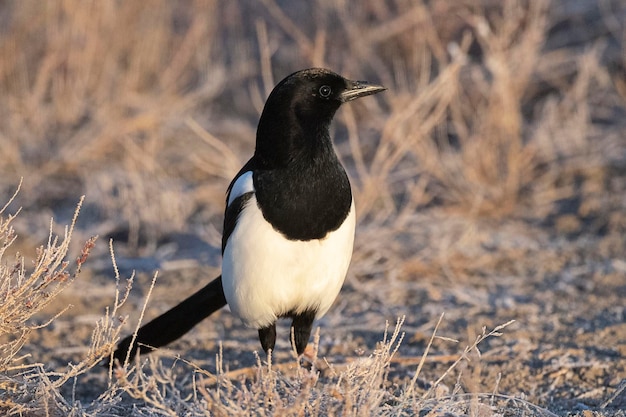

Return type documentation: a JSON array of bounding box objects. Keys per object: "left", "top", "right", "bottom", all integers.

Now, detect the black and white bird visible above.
[{"left": 111, "top": 68, "right": 385, "bottom": 363}]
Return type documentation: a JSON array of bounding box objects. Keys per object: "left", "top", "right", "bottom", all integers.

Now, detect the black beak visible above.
[{"left": 340, "top": 80, "right": 386, "bottom": 102}]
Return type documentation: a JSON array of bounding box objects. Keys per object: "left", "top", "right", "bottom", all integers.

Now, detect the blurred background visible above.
[
  {"left": 0, "top": 0, "right": 625, "bottom": 412},
  {"left": 1, "top": 0, "right": 623, "bottom": 259}
]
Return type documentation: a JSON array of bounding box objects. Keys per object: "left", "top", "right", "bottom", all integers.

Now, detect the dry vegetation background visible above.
[{"left": 0, "top": 0, "right": 625, "bottom": 415}]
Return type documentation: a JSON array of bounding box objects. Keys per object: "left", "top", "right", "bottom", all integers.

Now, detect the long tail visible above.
[{"left": 110, "top": 275, "right": 226, "bottom": 365}]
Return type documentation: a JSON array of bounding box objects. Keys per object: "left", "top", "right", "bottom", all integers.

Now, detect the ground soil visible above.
[{"left": 21, "top": 195, "right": 626, "bottom": 416}]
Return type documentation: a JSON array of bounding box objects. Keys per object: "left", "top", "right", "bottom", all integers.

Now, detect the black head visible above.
[{"left": 255, "top": 68, "right": 385, "bottom": 168}]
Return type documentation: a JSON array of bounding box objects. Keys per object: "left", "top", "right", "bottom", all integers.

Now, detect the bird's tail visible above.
[{"left": 109, "top": 275, "right": 226, "bottom": 365}]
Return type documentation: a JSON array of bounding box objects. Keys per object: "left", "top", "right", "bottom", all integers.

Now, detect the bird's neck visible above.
[{"left": 255, "top": 114, "right": 334, "bottom": 169}]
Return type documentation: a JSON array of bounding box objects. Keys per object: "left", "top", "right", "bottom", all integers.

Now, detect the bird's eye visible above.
[{"left": 319, "top": 85, "right": 332, "bottom": 98}]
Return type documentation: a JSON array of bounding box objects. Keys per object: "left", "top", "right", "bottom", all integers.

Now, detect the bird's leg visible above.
[
  {"left": 258, "top": 322, "right": 277, "bottom": 354},
  {"left": 291, "top": 311, "right": 316, "bottom": 356}
]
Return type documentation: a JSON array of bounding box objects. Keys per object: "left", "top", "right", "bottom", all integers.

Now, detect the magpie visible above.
[{"left": 111, "top": 68, "right": 385, "bottom": 364}]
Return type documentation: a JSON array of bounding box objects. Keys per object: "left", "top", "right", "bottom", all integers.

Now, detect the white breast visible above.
[{"left": 221, "top": 173, "right": 355, "bottom": 329}]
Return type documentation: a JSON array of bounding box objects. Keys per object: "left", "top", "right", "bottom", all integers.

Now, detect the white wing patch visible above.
[{"left": 228, "top": 171, "right": 254, "bottom": 207}]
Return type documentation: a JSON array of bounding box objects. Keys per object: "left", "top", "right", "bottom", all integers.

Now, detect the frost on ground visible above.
[{"left": 0, "top": 0, "right": 625, "bottom": 416}]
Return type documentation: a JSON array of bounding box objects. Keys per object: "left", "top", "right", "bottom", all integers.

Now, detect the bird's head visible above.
[
  {"left": 265, "top": 68, "right": 385, "bottom": 123},
  {"left": 256, "top": 68, "right": 385, "bottom": 167}
]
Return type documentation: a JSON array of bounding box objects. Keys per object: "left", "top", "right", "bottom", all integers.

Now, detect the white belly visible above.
[{"left": 222, "top": 194, "right": 355, "bottom": 329}]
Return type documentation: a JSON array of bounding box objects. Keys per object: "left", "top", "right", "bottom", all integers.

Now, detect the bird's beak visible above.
[{"left": 340, "top": 80, "right": 386, "bottom": 102}]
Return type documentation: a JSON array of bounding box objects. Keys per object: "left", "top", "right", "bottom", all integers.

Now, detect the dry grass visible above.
[
  {"left": 0, "top": 0, "right": 625, "bottom": 415},
  {"left": 0, "top": 239, "right": 540, "bottom": 417},
  {"left": 0, "top": 201, "right": 531, "bottom": 416},
  {"left": 0, "top": 190, "right": 110, "bottom": 413},
  {"left": 0, "top": 187, "right": 87, "bottom": 374},
  {"left": 1, "top": 0, "right": 620, "bottom": 244}
]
